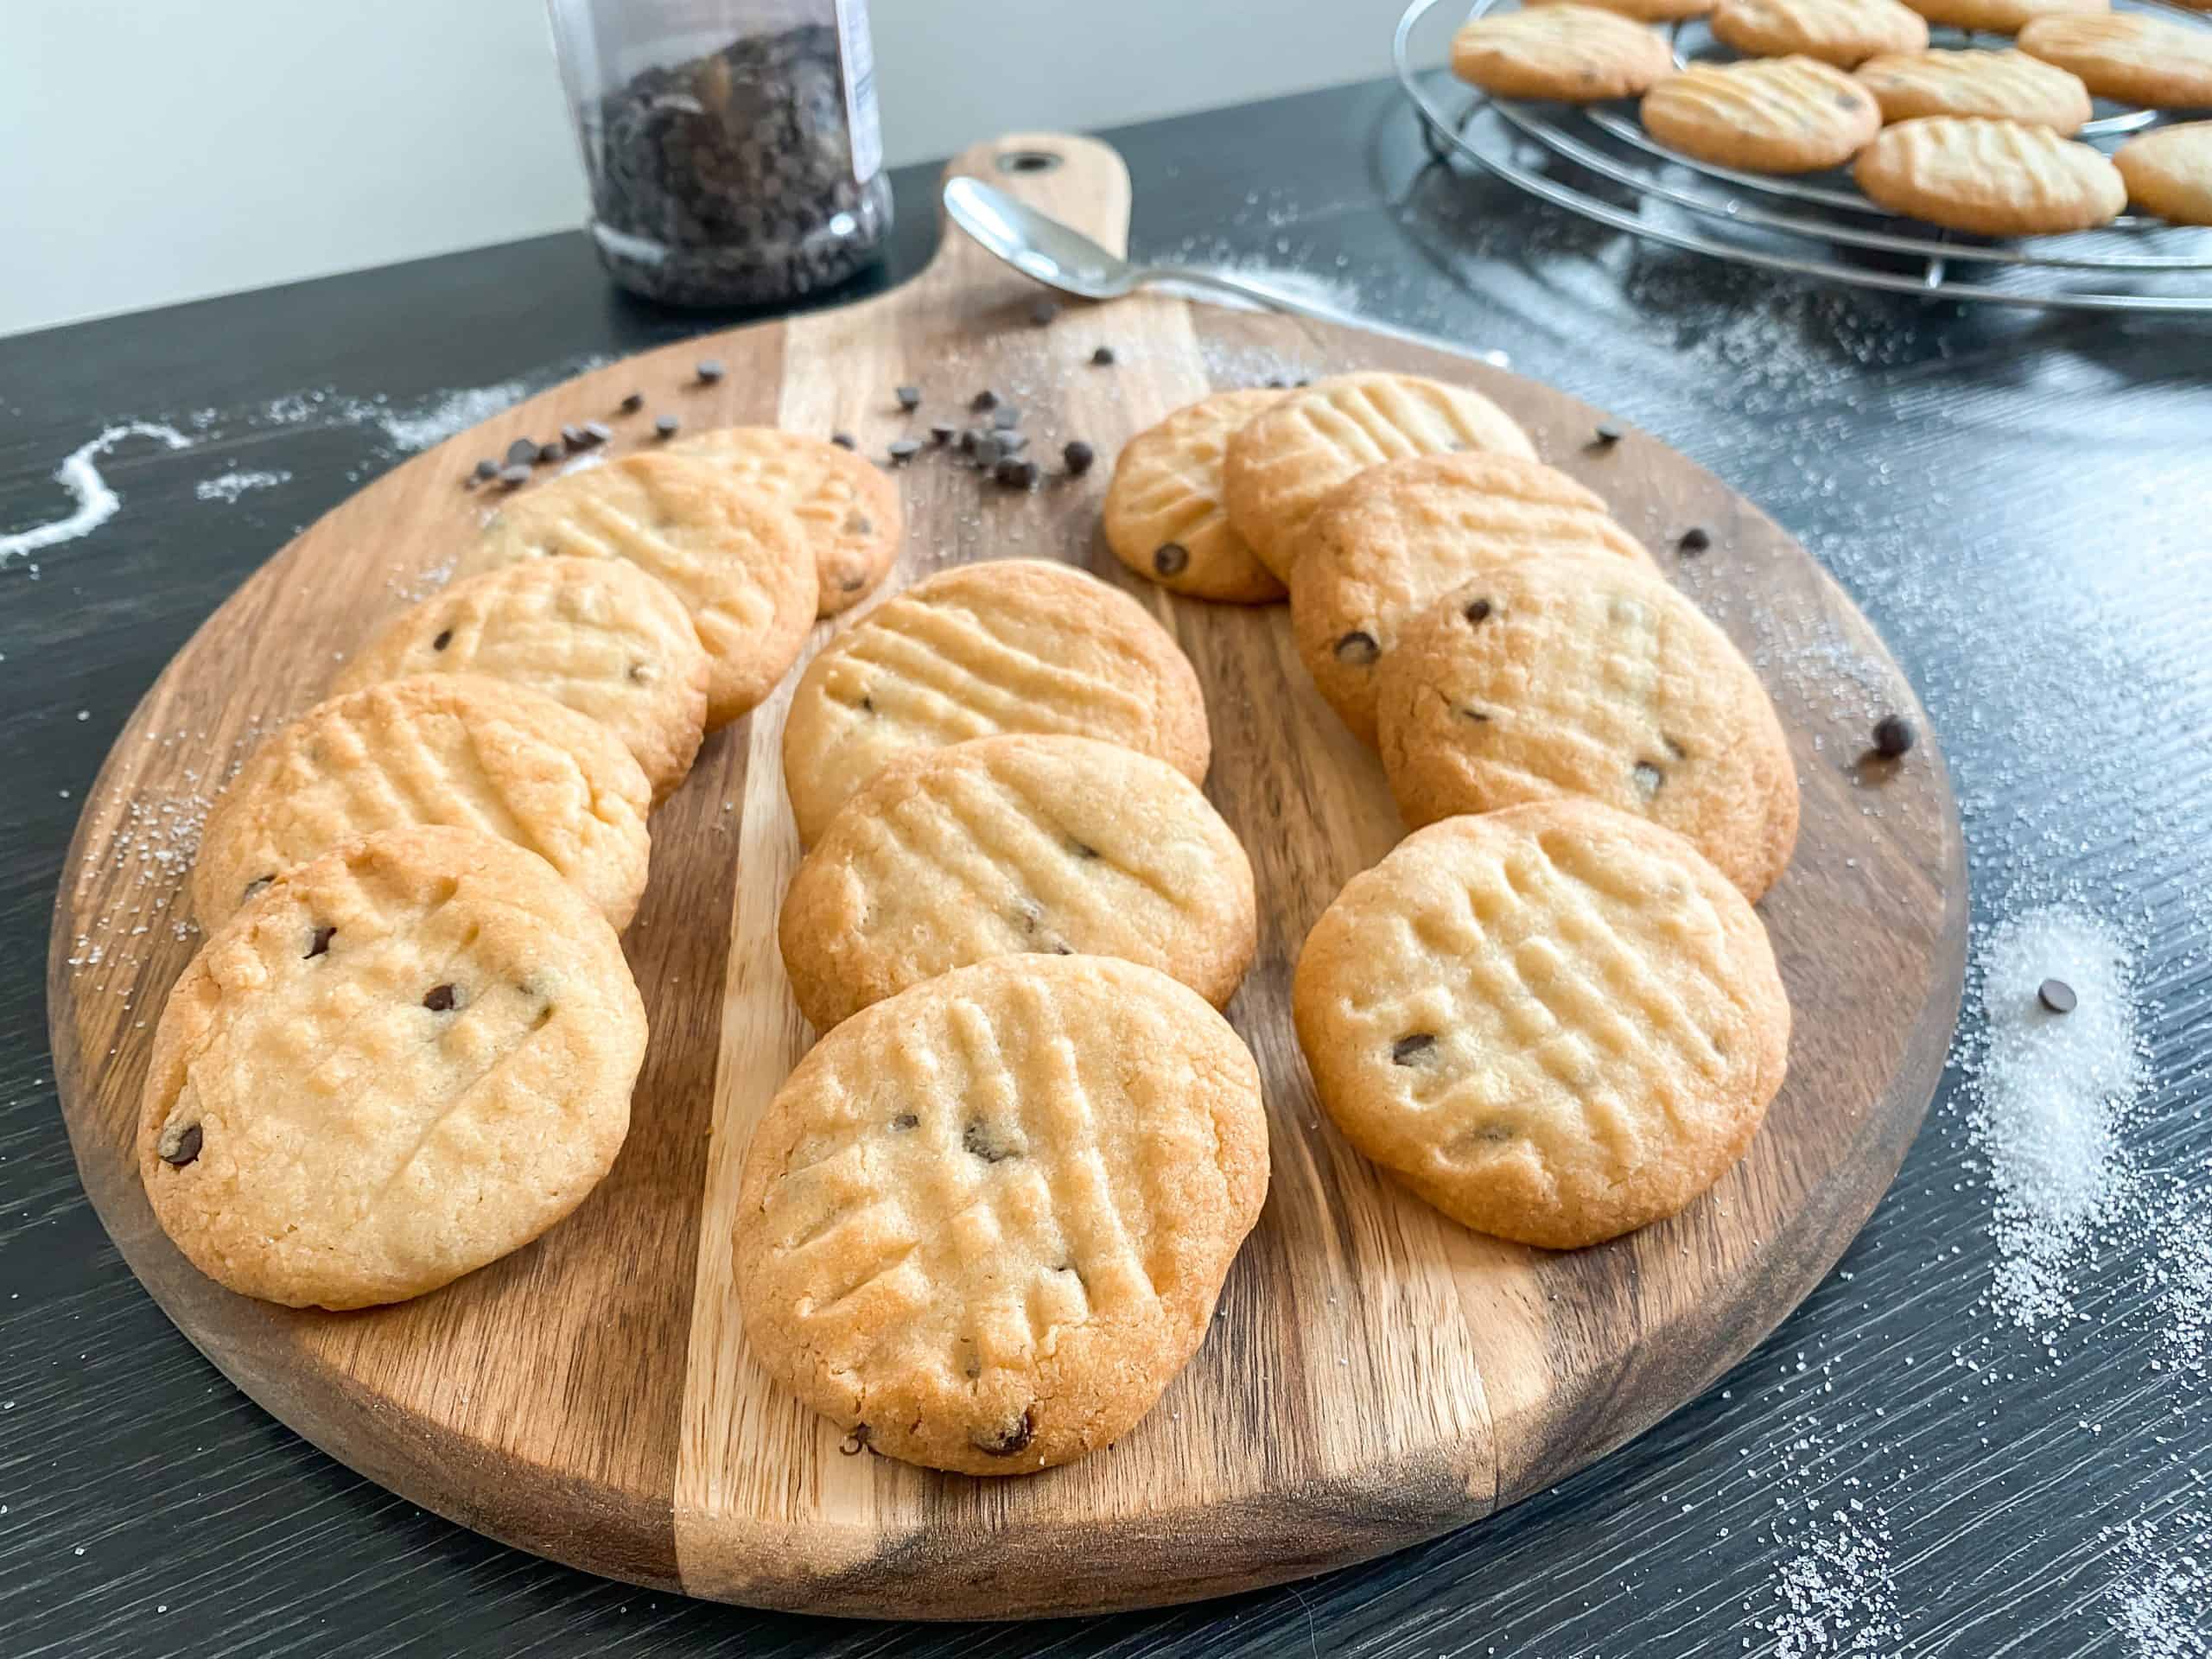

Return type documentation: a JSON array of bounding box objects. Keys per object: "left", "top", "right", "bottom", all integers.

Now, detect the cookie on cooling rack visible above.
[
  {"left": 1853, "top": 115, "right": 2126, "bottom": 233},
  {"left": 1292, "top": 801, "right": 1790, "bottom": 1250},
  {"left": 1528, "top": 0, "right": 1717, "bottom": 22},
  {"left": 2115, "top": 121, "right": 2212, "bottom": 225},
  {"left": 1450, "top": 4, "right": 1679, "bottom": 102},
  {"left": 1711, "top": 0, "right": 1929, "bottom": 67},
  {"left": 1853, "top": 48, "right": 2092, "bottom": 132},
  {"left": 2018, "top": 13, "right": 2212, "bottom": 108},
  {"left": 1640, "top": 57, "right": 1883, "bottom": 174},
  {"left": 1103, "top": 389, "right": 1287, "bottom": 603},
  {"left": 1896, "top": 0, "right": 2106, "bottom": 35}
]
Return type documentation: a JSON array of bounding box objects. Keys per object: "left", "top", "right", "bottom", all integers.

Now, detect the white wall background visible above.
[{"left": 1, "top": 1, "right": 1402, "bottom": 338}]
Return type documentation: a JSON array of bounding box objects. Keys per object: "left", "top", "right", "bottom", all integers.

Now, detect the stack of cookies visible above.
[
  {"left": 1105, "top": 374, "right": 1796, "bottom": 1255},
  {"left": 144, "top": 426, "right": 904, "bottom": 1312},
  {"left": 1447, "top": 0, "right": 2212, "bottom": 232}
]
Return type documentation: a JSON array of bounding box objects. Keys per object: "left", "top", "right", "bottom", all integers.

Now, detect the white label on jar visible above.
[{"left": 836, "top": 0, "right": 884, "bottom": 187}]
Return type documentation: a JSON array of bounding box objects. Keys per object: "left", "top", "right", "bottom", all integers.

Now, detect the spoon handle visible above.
[{"left": 1141, "top": 264, "right": 1364, "bottom": 330}]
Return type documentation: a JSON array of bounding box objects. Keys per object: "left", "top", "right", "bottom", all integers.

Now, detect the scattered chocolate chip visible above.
[
  {"left": 654, "top": 415, "right": 681, "bottom": 439},
  {"left": 581, "top": 420, "right": 613, "bottom": 445},
  {"left": 696, "top": 358, "right": 725, "bottom": 383},
  {"left": 1090, "top": 345, "right": 1116, "bottom": 365},
  {"left": 1028, "top": 297, "right": 1059, "bottom": 326},
  {"left": 1591, "top": 423, "right": 1623, "bottom": 447},
  {"left": 957, "top": 428, "right": 980, "bottom": 455},
  {"left": 505, "top": 438, "right": 537, "bottom": 467},
  {"left": 2037, "top": 978, "right": 2077, "bottom": 1015},
  {"left": 895, "top": 384, "right": 922, "bottom": 410},
  {"left": 1264, "top": 376, "right": 1288, "bottom": 390},
  {"left": 1063, "top": 440, "right": 1096, "bottom": 475},
  {"left": 971, "top": 1408, "right": 1035, "bottom": 1458},
  {"left": 560, "top": 424, "right": 585, "bottom": 448},
  {"left": 929, "top": 422, "right": 955, "bottom": 445},
  {"left": 963, "top": 1120, "right": 1019, "bottom": 1162},
  {"left": 306, "top": 925, "right": 335, "bottom": 960},
  {"left": 1154, "top": 543, "right": 1191, "bottom": 577},
  {"left": 432, "top": 629, "right": 453, "bottom": 652},
  {"left": 995, "top": 431, "right": 1030, "bottom": 454},
  {"left": 890, "top": 1111, "right": 919, "bottom": 1131},
  {"left": 159, "top": 1122, "right": 203, "bottom": 1168},
  {"left": 1633, "top": 760, "right": 1666, "bottom": 796},
  {"left": 423, "top": 983, "right": 459, "bottom": 1013},
  {"left": 1013, "top": 459, "right": 1040, "bottom": 488},
  {"left": 241, "top": 875, "right": 274, "bottom": 902},
  {"left": 472, "top": 458, "right": 499, "bottom": 481},
  {"left": 830, "top": 431, "right": 856, "bottom": 450},
  {"left": 993, "top": 456, "right": 1025, "bottom": 486},
  {"left": 1334, "top": 630, "right": 1380, "bottom": 665},
  {"left": 538, "top": 441, "right": 565, "bottom": 465},
  {"left": 1392, "top": 1033, "right": 1437, "bottom": 1065},
  {"left": 1872, "top": 714, "right": 1916, "bottom": 758},
  {"left": 886, "top": 439, "right": 922, "bottom": 463},
  {"left": 972, "top": 388, "right": 1001, "bottom": 411},
  {"left": 1294, "top": 377, "right": 1312, "bottom": 388},
  {"left": 839, "top": 1424, "right": 873, "bottom": 1456},
  {"left": 1677, "top": 526, "right": 1712, "bottom": 554},
  {"left": 498, "top": 464, "right": 531, "bottom": 487},
  {"left": 989, "top": 405, "right": 1020, "bottom": 430},
  {"left": 1464, "top": 598, "right": 1493, "bottom": 625},
  {"left": 620, "top": 391, "right": 645, "bottom": 413}
]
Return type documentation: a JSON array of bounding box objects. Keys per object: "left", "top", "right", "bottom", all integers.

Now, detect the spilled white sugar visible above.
[
  {"left": 0, "top": 423, "right": 193, "bottom": 563},
  {"left": 377, "top": 380, "right": 531, "bottom": 453},
  {"left": 2109, "top": 1510, "right": 2212, "bottom": 1659},
  {"left": 1961, "top": 906, "right": 2148, "bottom": 1334},
  {"left": 1770, "top": 1508, "right": 1900, "bottom": 1659},
  {"left": 194, "top": 468, "right": 289, "bottom": 505}
]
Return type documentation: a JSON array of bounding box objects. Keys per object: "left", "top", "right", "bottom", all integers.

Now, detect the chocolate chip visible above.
[
  {"left": 505, "top": 438, "right": 538, "bottom": 467},
  {"left": 995, "top": 430, "right": 1029, "bottom": 454},
  {"left": 1154, "top": 543, "right": 1190, "bottom": 577},
  {"left": 305, "top": 925, "right": 335, "bottom": 959},
  {"left": 1678, "top": 526, "right": 1712, "bottom": 554},
  {"left": 930, "top": 422, "right": 955, "bottom": 445},
  {"left": 1264, "top": 377, "right": 1288, "bottom": 390},
  {"left": 972, "top": 389, "right": 1001, "bottom": 411},
  {"left": 1633, "top": 760, "right": 1665, "bottom": 797},
  {"left": 158, "top": 1122, "right": 203, "bottom": 1168},
  {"left": 1071, "top": 840, "right": 1098, "bottom": 860},
  {"left": 1872, "top": 714, "right": 1916, "bottom": 758},
  {"left": 1050, "top": 942, "right": 1073, "bottom": 955},
  {"left": 1063, "top": 441, "right": 1096, "bottom": 476},
  {"left": 844, "top": 510, "right": 874, "bottom": 536},
  {"left": 839, "top": 1424, "right": 873, "bottom": 1456},
  {"left": 830, "top": 431, "right": 856, "bottom": 450},
  {"left": 432, "top": 629, "right": 453, "bottom": 652},
  {"left": 1464, "top": 598, "right": 1493, "bottom": 625},
  {"left": 989, "top": 406, "right": 1020, "bottom": 430},
  {"left": 561, "top": 424, "right": 585, "bottom": 448},
  {"left": 1014, "top": 459, "right": 1040, "bottom": 487},
  {"left": 963, "top": 1120, "right": 1020, "bottom": 1162},
  {"left": 859, "top": 695, "right": 874, "bottom": 714},
  {"left": 1392, "top": 1033, "right": 1437, "bottom": 1065},
  {"left": 423, "top": 983, "right": 459, "bottom": 1012},
  {"left": 1090, "top": 345, "right": 1116, "bottom": 365},
  {"left": 498, "top": 464, "right": 531, "bottom": 487},
  {"left": 620, "top": 391, "right": 645, "bottom": 413},
  {"left": 627, "top": 660, "right": 653, "bottom": 683},
  {"left": 696, "top": 358, "right": 725, "bottom": 383},
  {"left": 654, "top": 415, "right": 681, "bottom": 439},
  {"left": 581, "top": 420, "right": 613, "bottom": 445},
  {"left": 538, "top": 441, "right": 565, "bottom": 465},
  {"left": 971, "top": 1408, "right": 1035, "bottom": 1457},
  {"left": 887, "top": 439, "right": 922, "bottom": 462},
  {"left": 241, "top": 875, "right": 274, "bottom": 902},
  {"left": 895, "top": 384, "right": 922, "bottom": 410},
  {"left": 890, "top": 1111, "right": 919, "bottom": 1131},
  {"left": 2037, "top": 978, "right": 2077, "bottom": 1014},
  {"left": 1459, "top": 707, "right": 1491, "bottom": 722},
  {"left": 1028, "top": 297, "right": 1059, "bottom": 326},
  {"left": 1334, "top": 630, "right": 1380, "bottom": 665},
  {"left": 1592, "top": 423, "right": 1623, "bottom": 447},
  {"left": 957, "top": 428, "right": 979, "bottom": 455},
  {"left": 1664, "top": 734, "right": 1688, "bottom": 760},
  {"left": 472, "top": 458, "right": 499, "bottom": 481}
]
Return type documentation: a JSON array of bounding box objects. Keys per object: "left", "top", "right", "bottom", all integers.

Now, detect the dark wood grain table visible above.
[{"left": 5, "top": 80, "right": 2209, "bottom": 1658}]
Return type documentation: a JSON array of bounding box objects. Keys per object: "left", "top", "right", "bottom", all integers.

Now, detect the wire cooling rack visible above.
[{"left": 1394, "top": 0, "right": 2212, "bottom": 310}]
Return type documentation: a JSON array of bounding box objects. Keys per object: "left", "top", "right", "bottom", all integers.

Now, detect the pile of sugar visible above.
[
  {"left": 2108, "top": 1510, "right": 2212, "bottom": 1659},
  {"left": 194, "top": 468, "right": 289, "bottom": 505}
]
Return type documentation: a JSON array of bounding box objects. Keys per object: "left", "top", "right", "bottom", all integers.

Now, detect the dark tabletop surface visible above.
[{"left": 6, "top": 74, "right": 2212, "bottom": 1659}]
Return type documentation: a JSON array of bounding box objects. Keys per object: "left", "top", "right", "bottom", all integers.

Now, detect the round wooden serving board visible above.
[{"left": 50, "top": 133, "right": 1966, "bottom": 1619}]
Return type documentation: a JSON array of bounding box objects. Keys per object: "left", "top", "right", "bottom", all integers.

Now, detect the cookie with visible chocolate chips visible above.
[
  {"left": 1374, "top": 556, "right": 1798, "bottom": 901},
  {"left": 1292, "top": 801, "right": 1790, "bottom": 1250},
  {"left": 1450, "top": 5, "right": 1679, "bottom": 101},
  {"left": 1640, "top": 56, "right": 1882, "bottom": 174},
  {"left": 1290, "top": 452, "right": 1653, "bottom": 748},
  {"left": 1103, "top": 389, "right": 1287, "bottom": 603},
  {"left": 142, "top": 825, "right": 646, "bottom": 1309},
  {"left": 734, "top": 953, "right": 1268, "bottom": 1474},
  {"left": 668, "top": 425, "right": 903, "bottom": 615}
]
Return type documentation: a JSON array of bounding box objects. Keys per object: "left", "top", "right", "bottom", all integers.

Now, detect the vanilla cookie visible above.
[
  {"left": 1641, "top": 57, "right": 1882, "bottom": 173},
  {"left": 1528, "top": 0, "right": 1716, "bottom": 23},
  {"left": 1711, "top": 0, "right": 1929, "bottom": 66},
  {"left": 1375, "top": 558, "right": 1798, "bottom": 900},
  {"left": 143, "top": 825, "right": 646, "bottom": 1309},
  {"left": 334, "top": 558, "right": 709, "bottom": 804},
  {"left": 780, "top": 559, "right": 1211, "bottom": 845},
  {"left": 1853, "top": 48, "right": 2092, "bottom": 131},
  {"left": 734, "top": 953, "right": 1268, "bottom": 1474},
  {"left": 667, "top": 425, "right": 903, "bottom": 615},
  {"left": 1292, "top": 801, "right": 1790, "bottom": 1250},
  {"left": 191, "top": 676, "right": 652, "bottom": 932},
  {"left": 1451, "top": 5, "right": 1679, "bottom": 100},
  {"left": 1221, "top": 372, "right": 1537, "bottom": 582},
  {"left": 461, "top": 451, "right": 816, "bottom": 727},
  {"left": 1290, "top": 452, "right": 1651, "bottom": 749},
  {"left": 1103, "top": 390, "right": 1287, "bottom": 603},
  {"left": 1853, "top": 115, "right": 2124, "bottom": 233},
  {"left": 780, "top": 734, "right": 1255, "bottom": 1030},
  {"left": 2116, "top": 121, "right": 2212, "bottom": 224},
  {"left": 2018, "top": 13, "right": 2212, "bottom": 108},
  {"left": 1898, "top": 0, "right": 2105, "bottom": 34}
]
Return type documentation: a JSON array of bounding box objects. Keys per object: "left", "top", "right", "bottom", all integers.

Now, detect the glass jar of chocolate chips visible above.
[{"left": 547, "top": 0, "right": 892, "bottom": 307}]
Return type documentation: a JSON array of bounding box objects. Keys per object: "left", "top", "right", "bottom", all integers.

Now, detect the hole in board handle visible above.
[{"left": 996, "top": 149, "right": 1063, "bottom": 175}]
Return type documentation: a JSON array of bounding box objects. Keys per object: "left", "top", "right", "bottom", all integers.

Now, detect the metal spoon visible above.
[{"left": 944, "top": 176, "right": 1363, "bottom": 328}]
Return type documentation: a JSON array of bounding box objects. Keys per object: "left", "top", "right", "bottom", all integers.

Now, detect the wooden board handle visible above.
[{"left": 925, "top": 130, "right": 1135, "bottom": 289}]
